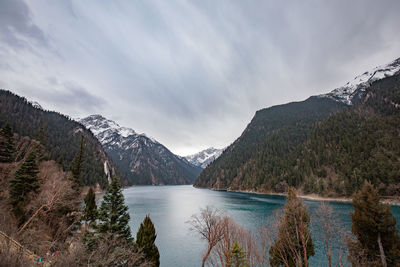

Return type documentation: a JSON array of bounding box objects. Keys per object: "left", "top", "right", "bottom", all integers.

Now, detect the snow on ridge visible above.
[
  {"left": 319, "top": 57, "right": 400, "bottom": 105},
  {"left": 79, "top": 115, "right": 160, "bottom": 149},
  {"left": 185, "top": 147, "right": 224, "bottom": 168},
  {"left": 119, "top": 127, "right": 135, "bottom": 138},
  {"left": 29, "top": 101, "right": 43, "bottom": 110}
]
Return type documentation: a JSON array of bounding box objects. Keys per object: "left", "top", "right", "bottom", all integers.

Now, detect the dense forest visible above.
[
  {"left": 102, "top": 134, "right": 202, "bottom": 185},
  {"left": 0, "top": 90, "right": 121, "bottom": 187},
  {"left": 195, "top": 74, "right": 400, "bottom": 197}
]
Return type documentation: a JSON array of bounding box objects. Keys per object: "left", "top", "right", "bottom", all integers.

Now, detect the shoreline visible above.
[
  {"left": 103, "top": 184, "right": 400, "bottom": 206},
  {"left": 208, "top": 187, "right": 400, "bottom": 206}
]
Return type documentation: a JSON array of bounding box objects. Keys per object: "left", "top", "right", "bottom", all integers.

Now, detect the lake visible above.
[{"left": 123, "top": 185, "right": 400, "bottom": 267}]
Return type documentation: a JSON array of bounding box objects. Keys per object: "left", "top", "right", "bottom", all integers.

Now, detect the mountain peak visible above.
[
  {"left": 79, "top": 114, "right": 201, "bottom": 185},
  {"left": 185, "top": 147, "right": 224, "bottom": 168},
  {"left": 80, "top": 114, "right": 136, "bottom": 139},
  {"left": 320, "top": 57, "right": 400, "bottom": 105}
]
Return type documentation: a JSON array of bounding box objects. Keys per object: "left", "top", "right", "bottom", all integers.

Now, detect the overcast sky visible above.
[{"left": 1, "top": 0, "right": 400, "bottom": 155}]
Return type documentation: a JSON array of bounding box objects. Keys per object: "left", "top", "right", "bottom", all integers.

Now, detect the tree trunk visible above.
[
  {"left": 202, "top": 246, "right": 212, "bottom": 267},
  {"left": 300, "top": 231, "right": 308, "bottom": 267},
  {"left": 18, "top": 204, "right": 46, "bottom": 234},
  {"left": 378, "top": 233, "right": 387, "bottom": 267}
]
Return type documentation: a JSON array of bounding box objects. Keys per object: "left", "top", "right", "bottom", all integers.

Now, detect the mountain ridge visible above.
[
  {"left": 184, "top": 147, "right": 224, "bottom": 168},
  {"left": 80, "top": 114, "right": 202, "bottom": 185},
  {"left": 320, "top": 57, "right": 400, "bottom": 105},
  {"left": 0, "top": 90, "right": 116, "bottom": 188},
  {"left": 195, "top": 57, "right": 400, "bottom": 196}
]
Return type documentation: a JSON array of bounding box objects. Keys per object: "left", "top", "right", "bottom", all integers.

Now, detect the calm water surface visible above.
[{"left": 123, "top": 185, "right": 400, "bottom": 267}]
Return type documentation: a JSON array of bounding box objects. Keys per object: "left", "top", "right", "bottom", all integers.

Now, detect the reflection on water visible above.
[{"left": 123, "top": 185, "right": 400, "bottom": 267}]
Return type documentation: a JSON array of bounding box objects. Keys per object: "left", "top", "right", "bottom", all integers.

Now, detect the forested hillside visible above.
[
  {"left": 195, "top": 74, "right": 400, "bottom": 196},
  {"left": 195, "top": 97, "right": 347, "bottom": 190},
  {"left": 296, "top": 74, "right": 400, "bottom": 196},
  {"left": 0, "top": 90, "right": 118, "bottom": 187}
]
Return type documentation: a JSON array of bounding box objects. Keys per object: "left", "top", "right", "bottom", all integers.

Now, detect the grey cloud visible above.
[
  {"left": 0, "top": 0, "right": 399, "bottom": 155},
  {"left": 16, "top": 80, "right": 107, "bottom": 117},
  {"left": 46, "top": 82, "right": 106, "bottom": 114},
  {"left": 0, "top": 0, "right": 47, "bottom": 48}
]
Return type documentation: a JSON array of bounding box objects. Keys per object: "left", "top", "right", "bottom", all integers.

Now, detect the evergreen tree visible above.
[
  {"left": 71, "top": 135, "right": 84, "bottom": 187},
  {"left": 9, "top": 151, "right": 40, "bottom": 219},
  {"left": 269, "top": 188, "right": 314, "bottom": 267},
  {"left": 136, "top": 215, "right": 160, "bottom": 267},
  {"left": 348, "top": 181, "right": 400, "bottom": 266},
  {"left": 97, "top": 177, "right": 132, "bottom": 243},
  {"left": 37, "top": 123, "right": 47, "bottom": 147},
  {"left": 227, "top": 241, "right": 249, "bottom": 267},
  {"left": 83, "top": 187, "right": 97, "bottom": 225},
  {"left": 0, "top": 123, "right": 14, "bottom": 162},
  {"left": 36, "top": 123, "right": 47, "bottom": 160}
]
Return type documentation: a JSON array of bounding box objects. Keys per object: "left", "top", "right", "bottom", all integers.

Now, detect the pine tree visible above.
[
  {"left": 348, "top": 181, "right": 400, "bottom": 266},
  {"left": 227, "top": 241, "right": 249, "bottom": 267},
  {"left": 37, "top": 123, "right": 47, "bottom": 147},
  {"left": 97, "top": 177, "right": 132, "bottom": 242},
  {"left": 0, "top": 123, "right": 14, "bottom": 162},
  {"left": 36, "top": 123, "right": 47, "bottom": 160},
  {"left": 9, "top": 151, "right": 40, "bottom": 219},
  {"left": 83, "top": 187, "right": 97, "bottom": 225},
  {"left": 71, "top": 135, "right": 84, "bottom": 186},
  {"left": 136, "top": 215, "right": 160, "bottom": 267},
  {"left": 269, "top": 188, "right": 314, "bottom": 267}
]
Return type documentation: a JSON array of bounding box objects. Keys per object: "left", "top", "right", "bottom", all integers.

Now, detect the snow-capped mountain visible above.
[
  {"left": 320, "top": 57, "right": 400, "bottom": 105},
  {"left": 79, "top": 115, "right": 202, "bottom": 185},
  {"left": 185, "top": 147, "right": 224, "bottom": 169}
]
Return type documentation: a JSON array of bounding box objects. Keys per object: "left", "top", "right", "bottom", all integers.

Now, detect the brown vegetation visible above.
[
  {"left": 188, "top": 206, "right": 267, "bottom": 267},
  {"left": 317, "top": 202, "right": 346, "bottom": 267},
  {"left": 53, "top": 234, "right": 151, "bottom": 267},
  {"left": 0, "top": 141, "right": 81, "bottom": 264}
]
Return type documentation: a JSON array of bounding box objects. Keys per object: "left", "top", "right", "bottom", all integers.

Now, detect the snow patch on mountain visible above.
[
  {"left": 79, "top": 114, "right": 165, "bottom": 166},
  {"left": 320, "top": 57, "right": 400, "bottom": 105},
  {"left": 79, "top": 115, "right": 143, "bottom": 146},
  {"left": 185, "top": 147, "right": 224, "bottom": 168},
  {"left": 29, "top": 101, "right": 43, "bottom": 110},
  {"left": 79, "top": 114, "right": 201, "bottom": 185}
]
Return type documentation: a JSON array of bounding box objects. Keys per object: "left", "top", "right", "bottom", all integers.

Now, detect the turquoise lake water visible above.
[{"left": 123, "top": 185, "right": 400, "bottom": 267}]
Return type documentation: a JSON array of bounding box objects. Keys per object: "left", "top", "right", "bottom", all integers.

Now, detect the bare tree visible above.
[
  {"left": 258, "top": 209, "right": 283, "bottom": 266},
  {"left": 18, "top": 161, "right": 77, "bottom": 235},
  {"left": 187, "top": 206, "right": 225, "bottom": 267},
  {"left": 53, "top": 234, "right": 151, "bottom": 267},
  {"left": 0, "top": 242, "right": 33, "bottom": 267},
  {"left": 211, "top": 216, "right": 265, "bottom": 267},
  {"left": 316, "top": 202, "right": 346, "bottom": 267},
  {"left": 189, "top": 207, "right": 266, "bottom": 267}
]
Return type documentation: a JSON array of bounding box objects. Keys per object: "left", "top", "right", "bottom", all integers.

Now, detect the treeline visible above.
[
  {"left": 195, "top": 74, "right": 400, "bottom": 196},
  {"left": 190, "top": 182, "right": 400, "bottom": 266},
  {"left": 195, "top": 96, "right": 347, "bottom": 190},
  {"left": 0, "top": 89, "right": 118, "bottom": 187}
]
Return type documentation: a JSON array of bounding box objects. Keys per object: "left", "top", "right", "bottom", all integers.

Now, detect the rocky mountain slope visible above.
[
  {"left": 0, "top": 90, "right": 115, "bottom": 188},
  {"left": 185, "top": 147, "right": 224, "bottom": 168},
  {"left": 80, "top": 115, "right": 202, "bottom": 185},
  {"left": 195, "top": 58, "right": 400, "bottom": 196},
  {"left": 320, "top": 57, "right": 400, "bottom": 105}
]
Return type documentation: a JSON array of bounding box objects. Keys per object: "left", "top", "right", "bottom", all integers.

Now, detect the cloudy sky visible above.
[{"left": 1, "top": 0, "right": 399, "bottom": 155}]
